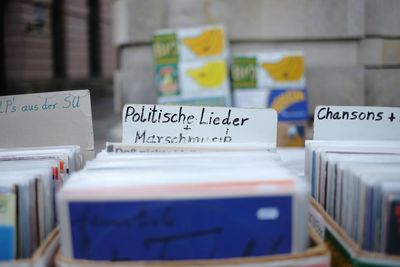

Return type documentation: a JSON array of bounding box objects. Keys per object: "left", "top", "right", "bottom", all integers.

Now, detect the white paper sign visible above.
[
  {"left": 122, "top": 104, "right": 277, "bottom": 146},
  {"left": 314, "top": 105, "right": 400, "bottom": 141},
  {"left": 309, "top": 204, "right": 325, "bottom": 240},
  {"left": 0, "top": 90, "right": 94, "bottom": 160}
]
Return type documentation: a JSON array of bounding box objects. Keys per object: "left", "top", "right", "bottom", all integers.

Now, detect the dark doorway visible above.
[
  {"left": 52, "top": 0, "right": 65, "bottom": 78},
  {"left": 88, "top": 0, "right": 101, "bottom": 77},
  {"left": 0, "top": 1, "right": 7, "bottom": 95}
]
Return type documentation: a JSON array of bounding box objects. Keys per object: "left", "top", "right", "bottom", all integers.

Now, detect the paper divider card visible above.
[
  {"left": 0, "top": 90, "right": 94, "bottom": 161},
  {"left": 313, "top": 106, "right": 400, "bottom": 141},
  {"left": 122, "top": 104, "right": 277, "bottom": 147}
]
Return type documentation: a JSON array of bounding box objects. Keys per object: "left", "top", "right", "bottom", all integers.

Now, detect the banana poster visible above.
[
  {"left": 232, "top": 51, "right": 306, "bottom": 90},
  {"left": 152, "top": 25, "right": 231, "bottom": 106},
  {"left": 258, "top": 52, "right": 305, "bottom": 88},
  {"left": 232, "top": 52, "right": 307, "bottom": 111},
  {"left": 179, "top": 26, "right": 227, "bottom": 60}
]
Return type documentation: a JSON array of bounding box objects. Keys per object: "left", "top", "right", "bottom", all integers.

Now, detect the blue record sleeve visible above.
[
  {"left": 0, "top": 225, "right": 14, "bottom": 261},
  {"left": 68, "top": 195, "right": 292, "bottom": 261}
]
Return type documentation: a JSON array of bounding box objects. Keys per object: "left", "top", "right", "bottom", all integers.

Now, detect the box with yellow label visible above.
[
  {"left": 257, "top": 51, "right": 305, "bottom": 88},
  {"left": 177, "top": 25, "right": 228, "bottom": 62},
  {"left": 152, "top": 25, "right": 228, "bottom": 64}
]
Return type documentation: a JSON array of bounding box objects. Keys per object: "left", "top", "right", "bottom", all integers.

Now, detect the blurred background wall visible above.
[
  {"left": 1, "top": 0, "right": 399, "bottom": 116},
  {"left": 0, "top": 0, "right": 116, "bottom": 96},
  {"left": 112, "top": 0, "right": 400, "bottom": 115}
]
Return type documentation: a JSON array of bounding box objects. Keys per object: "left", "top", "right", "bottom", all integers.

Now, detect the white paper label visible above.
[
  {"left": 0, "top": 90, "right": 94, "bottom": 160},
  {"left": 122, "top": 104, "right": 277, "bottom": 146},
  {"left": 309, "top": 205, "right": 325, "bottom": 240},
  {"left": 314, "top": 105, "right": 400, "bottom": 141}
]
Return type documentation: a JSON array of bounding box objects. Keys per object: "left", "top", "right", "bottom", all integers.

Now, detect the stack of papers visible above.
[
  {"left": 58, "top": 149, "right": 309, "bottom": 261},
  {"left": 306, "top": 140, "right": 400, "bottom": 255},
  {"left": 0, "top": 145, "right": 83, "bottom": 261}
]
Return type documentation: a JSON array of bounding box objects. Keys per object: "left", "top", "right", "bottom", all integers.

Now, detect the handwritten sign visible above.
[
  {"left": 122, "top": 104, "right": 277, "bottom": 146},
  {"left": 0, "top": 90, "right": 94, "bottom": 160},
  {"left": 313, "top": 106, "right": 400, "bottom": 141}
]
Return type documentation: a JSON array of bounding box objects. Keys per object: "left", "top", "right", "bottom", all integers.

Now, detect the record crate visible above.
[
  {"left": 54, "top": 227, "right": 330, "bottom": 267},
  {"left": 309, "top": 198, "right": 400, "bottom": 267},
  {"left": 0, "top": 228, "right": 60, "bottom": 267}
]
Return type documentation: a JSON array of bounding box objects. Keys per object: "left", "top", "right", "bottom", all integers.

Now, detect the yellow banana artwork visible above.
[
  {"left": 186, "top": 60, "right": 226, "bottom": 88},
  {"left": 182, "top": 29, "right": 224, "bottom": 57},
  {"left": 261, "top": 56, "right": 304, "bottom": 82}
]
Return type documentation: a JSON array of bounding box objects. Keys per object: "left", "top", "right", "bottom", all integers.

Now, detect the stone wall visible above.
[
  {"left": 112, "top": 0, "right": 400, "bottom": 114},
  {"left": 3, "top": 0, "right": 116, "bottom": 95}
]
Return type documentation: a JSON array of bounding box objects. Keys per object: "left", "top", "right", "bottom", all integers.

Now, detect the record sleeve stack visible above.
[
  {"left": 152, "top": 25, "right": 231, "bottom": 106},
  {"left": 231, "top": 51, "right": 308, "bottom": 147},
  {"left": 54, "top": 104, "right": 330, "bottom": 266},
  {"left": 57, "top": 148, "right": 310, "bottom": 261},
  {"left": 0, "top": 90, "right": 93, "bottom": 266},
  {"left": 307, "top": 106, "right": 400, "bottom": 266},
  {"left": 0, "top": 145, "right": 84, "bottom": 261}
]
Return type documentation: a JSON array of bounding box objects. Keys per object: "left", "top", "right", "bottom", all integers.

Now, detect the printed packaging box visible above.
[
  {"left": 231, "top": 52, "right": 308, "bottom": 121},
  {"left": 152, "top": 25, "right": 230, "bottom": 107},
  {"left": 233, "top": 88, "right": 269, "bottom": 109},
  {"left": 267, "top": 88, "right": 308, "bottom": 122},
  {"left": 231, "top": 52, "right": 305, "bottom": 90},
  {"left": 152, "top": 25, "right": 228, "bottom": 64},
  {"left": 257, "top": 52, "right": 305, "bottom": 88},
  {"left": 178, "top": 25, "right": 228, "bottom": 61},
  {"left": 277, "top": 123, "right": 307, "bottom": 147}
]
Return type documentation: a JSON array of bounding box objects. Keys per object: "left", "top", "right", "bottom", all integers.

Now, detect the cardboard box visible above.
[
  {"left": 277, "top": 123, "right": 306, "bottom": 147},
  {"left": 54, "top": 228, "right": 330, "bottom": 267}
]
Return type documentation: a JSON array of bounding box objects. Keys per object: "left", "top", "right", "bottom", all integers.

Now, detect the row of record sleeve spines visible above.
[
  {"left": 306, "top": 106, "right": 400, "bottom": 264},
  {"left": 0, "top": 145, "right": 84, "bottom": 263},
  {"left": 306, "top": 111, "right": 400, "bottom": 266}
]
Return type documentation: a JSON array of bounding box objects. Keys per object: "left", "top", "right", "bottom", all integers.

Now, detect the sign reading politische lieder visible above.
[
  {"left": 314, "top": 105, "right": 400, "bottom": 141},
  {"left": 122, "top": 104, "right": 277, "bottom": 146}
]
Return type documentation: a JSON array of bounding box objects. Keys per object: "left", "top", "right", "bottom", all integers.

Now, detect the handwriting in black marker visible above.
[
  {"left": 208, "top": 242, "right": 217, "bottom": 259},
  {"left": 110, "top": 247, "right": 131, "bottom": 262},
  {"left": 242, "top": 239, "right": 255, "bottom": 257},
  {"left": 267, "top": 235, "right": 285, "bottom": 254},
  {"left": 71, "top": 205, "right": 176, "bottom": 258},
  {"left": 74, "top": 206, "right": 175, "bottom": 229},
  {"left": 143, "top": 227, "right": 223, "bottom": 259},
  {"left": 388, "top": 112, "right": 396, "bottom": 122}
]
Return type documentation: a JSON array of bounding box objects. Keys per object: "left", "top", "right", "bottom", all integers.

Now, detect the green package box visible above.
[
  {"left": 152, "top": 32, "right": 179, "bottom": 65},
  {"left": 231, "top": 56, "right": 257, "bottom": 89}
]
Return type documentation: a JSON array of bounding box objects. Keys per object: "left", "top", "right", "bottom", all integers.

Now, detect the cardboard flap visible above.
[{"left": 0, "top": 90, "right": 94, "bottom": 161}]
